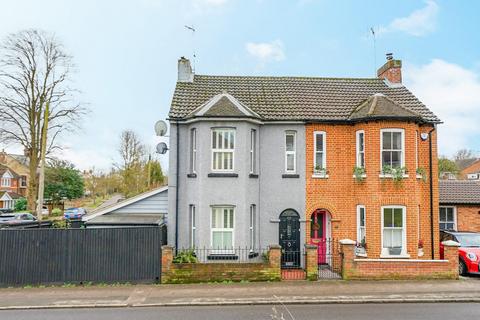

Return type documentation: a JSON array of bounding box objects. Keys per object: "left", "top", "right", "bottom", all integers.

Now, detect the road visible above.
[{"left": 1, "top": 303, "right": 479, "bottom": 320}]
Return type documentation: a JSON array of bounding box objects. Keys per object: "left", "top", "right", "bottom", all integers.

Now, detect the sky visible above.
[{"left": 0, "top": 0, "right": 479, "bottom": 172}]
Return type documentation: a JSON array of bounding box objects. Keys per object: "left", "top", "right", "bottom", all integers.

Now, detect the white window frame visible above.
[
  {"left": 189, "top": 205, "right": 196, "bottom": 247},
  {"left": 249, "top": 204, "right": 256, "bottom": 251},
  {"left": 356, "top": 130, "right": 365, "bottom": 168},
  {"left": 210, "top": 206, "right": 235, "bottom": 253},
  {"left": 439, "top": 206, "right": 457, "bottom": 231},
  {"left": 381, "top": 205, "right": 408, "bottom": 258},
  {"left": 415, "top": 130, "right": 419, "bottom": 170},
  {"left": 356, "top": 205, "right": 366, "bottom": 244},
  {"left": 313, "top": 131, "right": 326, "bottom": 172},
  {"left": 250, "top": 129, "right": 256, "bottom": 174},
  {"left": 380, "top": 128, "right": 405, "bottom": 169},
  {"left": 285, "top": 131, "right": 296, "bottom": 173},
  {"left": 190, "top": 128, "right": 197, "bottom": 174},
  {"left": 211, "top": 128, "right": 235, "bottom": 172},
  {"left": 1, "top": 177, "right": 11, "bottom": 187}
]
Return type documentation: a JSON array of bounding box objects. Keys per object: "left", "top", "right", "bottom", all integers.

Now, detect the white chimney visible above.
[{"left": 178, "top": 57, "right": 194, "bottom": 82}]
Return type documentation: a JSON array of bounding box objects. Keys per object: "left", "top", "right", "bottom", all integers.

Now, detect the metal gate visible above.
[{"left": 317, "top": 238, "right": 342, "bottom": 279}]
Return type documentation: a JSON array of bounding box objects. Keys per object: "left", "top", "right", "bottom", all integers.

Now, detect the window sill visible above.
[
  {"left": 356, "top": 253, "right": 368, "bottom": 258},
  {"left": 187, "top": 173, "right": 197, "bottom": 178},
  {"left": 312, "top": 174, "right": 329, "bottom": 179},
  {"left": 380, "top": 253, "right": 411, "bottom": 259},
  {"left": 208, "top": 173, "right": 239, "bottom": 178},
  {"left": 249, "top": 173, "right": 259, "bottom": 178},
  {"left": 352, "top": 174, "right": 367, "bottom": 179},
  {"left": 416, "top": 174, "right": 423, "bottom": 179},
  {"left": 282, "top": 174, "right": 299, "bottom": 178},
  {"left": 379, "top": 174, "right": 409, "bottom": 179}
]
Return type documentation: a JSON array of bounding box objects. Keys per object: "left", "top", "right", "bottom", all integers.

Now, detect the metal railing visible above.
[
  {"left": 281, "top": 249, "right": 304, "bottom": 269},
  {"left": 174, "top": 247, "right": 269, "bottom": 264},
  {"left": 315, "top": 238, "right": 342, "bottom": 279}
]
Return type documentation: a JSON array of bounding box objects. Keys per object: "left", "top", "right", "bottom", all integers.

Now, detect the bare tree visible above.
[
  {"left": 117, "top": 130, "right": 146, "bottom": 196},
  {"left": 0, "top": 29, "right": 87, "bottom": 212}
]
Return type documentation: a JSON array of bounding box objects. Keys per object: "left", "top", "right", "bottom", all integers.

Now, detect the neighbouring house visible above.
[
  {"left": 439, "top": 180, "right": 480, "bottom": 232},
  {"left": 0, "top": 150, "right": 29, "bottom": 198},
  {"left": 459, "top": 159, "right": 480, "bottom": 180},
  {"left": 167, "top": 54, "right": 441, "bottom": 270},
  {"left": 83, "top": 186, "right": 168, "bottom": 228},
  {"left": 0, "top": 164, "right": 26, "bottom": 210}
]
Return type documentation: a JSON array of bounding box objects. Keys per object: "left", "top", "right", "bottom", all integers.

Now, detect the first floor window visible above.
[
  {"left": 356, "top": 130, "right": 365, "bottom": 168},
  {"left": 382, "top": 206, "right": 405, "bottom": 256},
  {"left": 249, "top": 205, "right": 256, "bottom": 251},
  {"left": 439, "top": 207, "right": 456, "bottom": 231},
  {"left": 190, "top": 128, "right": 197, "bottom": 174},
  {"left": 381, "top": 129, "right": 404, "bottom": 168},
  {"left": 212, "top": 128, "right": 235, "bottom": 171},
  {"left": 357, "top": 205, "right": 366, "bottom": 245},
  {"left": 285, "top": 131, "right": 296, "bottom": 173},
  {"left": 211, "top": 207, "right": 234, "bottom": 250},
  {"left": 189, "top": 205, "right": 196, "bottom": 247},
  {"left": 250, "top": 129, "right": 256, "bottom": 174},
  {"left": 314, "top": 131, "right": 326, "bottom": 172},
  {"left": 1, "top": 177, "right": 11, "bottom": 187}
]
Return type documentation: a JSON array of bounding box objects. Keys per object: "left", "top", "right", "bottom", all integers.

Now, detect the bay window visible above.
[
  {"left": 211, "top": 206, "right": 234, "bottom": 251},
  {"left": 212, "top": 128, "right": 235, "bottom": 172},
  {"left": 381, "top": 129, "right": 404, "bottom": 169},
  {"left": 382, "top": 206, "right": 407, "bottom": 257}
]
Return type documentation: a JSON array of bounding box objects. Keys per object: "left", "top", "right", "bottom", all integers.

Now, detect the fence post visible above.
[
  {"left": 161, "top": 245, "right": 174, "bottom": 283},
  {"left": 339, "top": 239, "right": 356, "bottom": 280},
  {"left": 305, "top": 244, "right": 318, "bottom": 280},
  {"left": 442, "top": 240, "right": 460, "bottom": 279}
]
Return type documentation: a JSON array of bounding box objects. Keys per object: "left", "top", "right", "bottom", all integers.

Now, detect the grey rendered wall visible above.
[
  {"left": 169, "top": 120, "right": 305, "bottom": 251},
  {"left": 112, "top": 190, "right": 168, "bottom": 214}
]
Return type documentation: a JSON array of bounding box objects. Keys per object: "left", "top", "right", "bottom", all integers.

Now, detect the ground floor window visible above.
[
  {"left": 356, "top": 205, "right": 366, "bottom": 254},
  {"left": 189, "top": 205, "right": 196, "bottom": 247},
  {"left": 382, "top": 206, "right": 406, "bottom": 256},
  {"left": 439, "top": 206, "right": 456, "bottom": 231},
  {"left": 249, "top": 204, "right": 256, "bottom": 251},
  {"left": 211, "top": 206, "right": 234, "bottom": 251}
]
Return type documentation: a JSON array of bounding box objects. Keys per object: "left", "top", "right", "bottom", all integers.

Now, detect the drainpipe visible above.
[
  {"left": 428, "top": 127, "right": 436, "bottom": 259},
  {"left": 175, "top": 122, "right": 180, "bottom": 251}
]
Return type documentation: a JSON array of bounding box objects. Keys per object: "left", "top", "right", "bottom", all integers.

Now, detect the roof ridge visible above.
[{"left": 193, "top": 74, "right": 383, "bottom": 81}]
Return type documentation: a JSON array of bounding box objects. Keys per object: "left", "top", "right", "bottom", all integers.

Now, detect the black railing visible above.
[
  {"left": 315, "top": 238, "right": 342, "bottom": 279},
  {"left": 174, "top": 247, "right": 269, "bottom": 264},
  {"left": 281, "top": 249, "right": 304, "bottom": 269}
]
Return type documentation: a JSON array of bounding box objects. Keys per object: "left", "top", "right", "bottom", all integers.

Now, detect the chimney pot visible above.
[{"left": 177, "top": 57, "right": 194, "bottom": 83}]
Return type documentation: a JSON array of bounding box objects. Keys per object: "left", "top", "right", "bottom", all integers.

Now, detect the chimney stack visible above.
[
  {"left": 0, "top": 149, "right": 6, "bottom": 164},
  {"left": 377, "top": 53, "right": 402, "bottom": 84},
  {"left": 177, "top": 57, "right": 194, "bottom": 82}
]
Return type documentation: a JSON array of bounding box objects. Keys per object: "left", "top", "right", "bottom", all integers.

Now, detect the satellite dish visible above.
[
  {"left": 156, "top": 142, "right": 169, "bottom": 154},
  {"left": 420, "top": 133, "right": 429, "bottom": 141},
  {"left": 155, "top": 120, "right": 168, "bottom": 136}
]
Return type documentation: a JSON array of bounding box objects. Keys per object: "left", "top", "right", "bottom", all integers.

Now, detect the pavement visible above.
[
  {"left": 1, "top": 279, "right": 480, "bottom": 310},
  {"left": 2, "top": 303, "right": 480, "bottom": 320}
]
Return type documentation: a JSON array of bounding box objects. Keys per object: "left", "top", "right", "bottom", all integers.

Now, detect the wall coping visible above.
[
  {"left": 339, "top": 239, "right": 356, "bottom": 245},
  {"left": 442, "top": 240, "right": 461, "bottom": 247},
  {"left": 353, "top": 259, "right": 449, "bottom": 263}
]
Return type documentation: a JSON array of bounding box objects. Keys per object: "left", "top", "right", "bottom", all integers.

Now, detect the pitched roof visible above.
[
  {"left": 439, "top": 180, "right": 480, "bottom": 204},
  {"left": 349, "top": 93, "right": 420, "bottom": 121},
  {"left": 169, "top": 75, "right": 440, "bottom": 123},
  {"left": 0, "top": 165, "right": 18, "bottom": 178},
  {"left": 187, "top": 92, "right": 260, "bottom": 119},
  {"left": 0, "top": 191, "right": 22, "bottom": 200}
]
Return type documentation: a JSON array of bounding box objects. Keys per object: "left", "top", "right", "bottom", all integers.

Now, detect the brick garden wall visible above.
[
  {"left": 456, "top": 205, "right": 480, "bottom": 232},
  {"left": 340, "top": 240, "right": 459, "bottom": 280},
  {"left": 161, "top": 245, "right": 281, "bottom": 284},
  {"left": 305, "top": 121, "right": 439, "bottom": 259}
]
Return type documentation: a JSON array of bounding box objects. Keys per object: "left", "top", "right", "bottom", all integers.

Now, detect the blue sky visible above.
[{"left": 0, "top": 0, "right": 479, "bottom": 171}]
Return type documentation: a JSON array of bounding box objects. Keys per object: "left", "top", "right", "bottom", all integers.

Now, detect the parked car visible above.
[
  {"left": 440, "top": 231, "right": 480, "bottom": 275},
  {"left": 0, "top": 214, "right": 15, "bottom": 222},
  {"left": 0, "top": 213, "right": 37, "bottom": 226},
  {"left": 41, "top": 206, "right": 49, "bottom": 215},
  {"left": 0, "top": 208, "right": 14, "bottom": 214},
  {"left": 64, "top": 207, "right": 87, "bottom": 219}
]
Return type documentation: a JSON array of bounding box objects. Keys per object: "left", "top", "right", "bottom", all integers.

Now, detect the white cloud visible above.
[
  {"left": 378, "top": 0, "right": 438, "bottom": 37},
  {"left": 404, "top": 59, "right": 480, "bottom": 156},
  {"left": 245, "top": 40, "right": 286, "bottom": 63}
]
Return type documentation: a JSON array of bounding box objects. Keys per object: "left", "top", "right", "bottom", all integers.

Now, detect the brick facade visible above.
[
  {"left": 455, "top": 205, "right": 480, "bottom": 232},
  {"left": 305, "top": 121, "right": 440, "bottom": 259},
  {"left": 460, "top": 160, "right": 480, "bottom": 179}
]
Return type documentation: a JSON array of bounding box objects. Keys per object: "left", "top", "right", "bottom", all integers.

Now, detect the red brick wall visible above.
[
  {"left": 460, "top": 160, "right": 480, "bottom": 179},
  {"left": 377, "top": 60, "right": 402, "bottom": 83},
  {"left": 456, "top": 205, "right": 480, "bottom": 232},
  {"left": 305, "top": 121, "right": 439, "bottom": 259}
]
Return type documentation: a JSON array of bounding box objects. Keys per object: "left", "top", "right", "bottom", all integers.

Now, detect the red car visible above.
[{"left": 440, "top": 231, "right": 480, "bottom": 275}]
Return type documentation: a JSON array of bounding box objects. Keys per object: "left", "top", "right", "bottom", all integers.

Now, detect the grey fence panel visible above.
[{"left": 0, "top": 226, "right": 164, "bottom": 286}]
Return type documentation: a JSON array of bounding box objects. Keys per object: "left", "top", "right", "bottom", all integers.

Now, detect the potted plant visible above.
[
  {"left": 353, "top": 166, "right": 366, "bottom": 182},
  {"left": 314, "top": 165, "right": 327, "bottom": 176},
  {"left": 418, "top": 239, "right": 424, "bottom": 257},
  {"left": 416, "top": 167, "right": 427, "bottom": 182},
  {"left": 355, "top": 238, "right": 367, "bottom": 256},
  {"left": 382, "top": 166, "right": 407, "bottom": 182}
]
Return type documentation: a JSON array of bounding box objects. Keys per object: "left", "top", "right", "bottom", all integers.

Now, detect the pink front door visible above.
[{"left": 310, "top": 210, "right": 327, "bottom": 264}]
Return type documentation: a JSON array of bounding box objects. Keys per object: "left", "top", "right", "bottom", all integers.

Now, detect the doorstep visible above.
[{"left": 281, "top": 269, "right": 306, "bottom": 280}]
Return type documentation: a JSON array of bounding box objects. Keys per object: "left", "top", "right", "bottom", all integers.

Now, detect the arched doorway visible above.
[
  {"left": 310, "top": 209, "right": 331, "bottom": 264},
  {"left": 279, "top": 209, "right": 300, "bottom": 268}
]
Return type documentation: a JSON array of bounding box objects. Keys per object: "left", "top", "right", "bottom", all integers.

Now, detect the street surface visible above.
[{"left": 1, "top": 303, "right": 480, "bottom": 320}]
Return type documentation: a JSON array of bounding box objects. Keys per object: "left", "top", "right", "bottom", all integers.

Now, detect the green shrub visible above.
[
  {"left": 53, "top": 220, "right": 70, "bottom": 229},
  {"left": 173, "top": 249, "right": 198, "bottom": 263},
  {"left": 14, "top": 198, "right": 27, "bottom": 212},
  {"left": 51, "top": 208, "right": 63, "bottom": 217}
]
